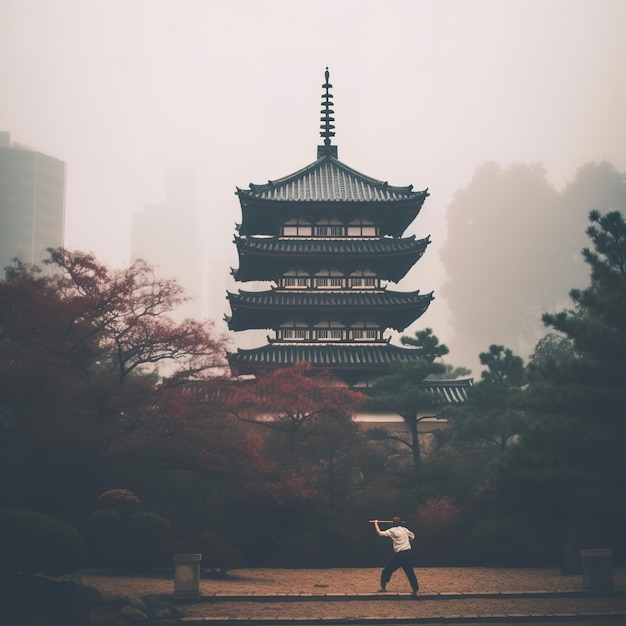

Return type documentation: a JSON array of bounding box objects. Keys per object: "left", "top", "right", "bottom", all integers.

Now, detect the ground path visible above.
[{"left": 80, "top": 566, "right": 626, "bottom": 624}]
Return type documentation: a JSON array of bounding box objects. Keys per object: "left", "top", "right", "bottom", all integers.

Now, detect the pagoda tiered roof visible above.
[
  {"left": 226, "top": 289, "right": 433, "bottom": 332},
  {"left": 227, "top": 343, "right": 474, "bottom": 400},
  {"left": 236, "top": 153, "right": 429, "bottom": 237},
  {"left": 228, "top": 343, "right": 430, "bottom": 375},
  {"left": 237, "top": 155, "right": 427, "bottom": 203},
  {"left": 232, "top": 234, "right": 430, "bottom": 282}
]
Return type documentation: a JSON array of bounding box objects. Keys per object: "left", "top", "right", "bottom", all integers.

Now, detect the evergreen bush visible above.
[
  {"left": 87, "top": 489, "right": 172, "bottom": 569},
  {"left": 0, "top": 507, "right": 85, "bottom": 577}
]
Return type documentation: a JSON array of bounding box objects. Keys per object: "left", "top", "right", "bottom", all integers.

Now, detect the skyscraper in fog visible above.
[
  {"left": 0, "top": 132, "right": 66, "bottom": 271},
  {"left": 131, "top": 170, "right": 203, "bottom": 321}
]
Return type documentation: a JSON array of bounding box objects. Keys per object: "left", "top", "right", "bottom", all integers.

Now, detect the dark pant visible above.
[{"left": 381, "top": 549, "right": 418, "bottom": 592}]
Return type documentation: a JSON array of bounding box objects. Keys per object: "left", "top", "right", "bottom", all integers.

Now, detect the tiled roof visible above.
[
  {"left": 226, "top": 288, "right": 433, "bottom": 333},
  {"left": 426, "top": 379, "right": 475, "bottom": 404},
  {"left": 237, "top": 154, "right": 428, "bottom": 203},
  {"left": 234, "top": 235, "right": 429, "bottom": 256},
  {"left": 232, "top": 235, "right": 430, "bottom": 282},
  {"left": 227, "top": 289, "right": 432, "bottom": 309},
  {"left": 228, "top": 343, "right": 430, "bottom": 368},
  {"left": 227, "top": 344, "right": 474, "bottom": 403}
]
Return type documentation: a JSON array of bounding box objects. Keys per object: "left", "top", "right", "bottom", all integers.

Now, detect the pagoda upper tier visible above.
[
  {"left": 226, "top": 288, "right": 433, "bottom": 332},
  {"left": 232, "top": 234, "right": 430, "bottom": 283},
  {"left": 235, "top": 153, "right": 429, "bottom": 237}
]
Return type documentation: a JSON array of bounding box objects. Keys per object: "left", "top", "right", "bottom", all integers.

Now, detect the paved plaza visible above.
[{"left": 81, "top": 566, "right": 626, "bottom": 624}]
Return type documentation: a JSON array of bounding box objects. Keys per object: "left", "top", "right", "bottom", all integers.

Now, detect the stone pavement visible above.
[
  {"left": 80, "top": 566, "right": 626, "bottom": 624},
  {"left": 177, "top": 593, "right": 626, "bottom": 624}
]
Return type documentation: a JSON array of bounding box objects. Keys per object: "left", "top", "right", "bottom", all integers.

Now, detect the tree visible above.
[
  {"left": 106, "top": 379, "right": 276, "bottom": 534},
  {"left": 365, "top": 329, "right": 452, "bottom": 479},
  {"left": 557, "top": 162, "right": 626, "bottom": 290},
  {"left": 440, "top": 163, "right": 560, "bottom": 366},
  {"left": 226, "top": 362, "right": 365, "bottom": 500},
  {"left": 43, "top": 247, "right": 227, "bottom": 384},
  {"left": 440, "top": 161, "right": 626, "bottom": 369},
  {"left": 445, "top": 345, "right": 526, "bottom": 451},
  {"left": 296, "top": 410, "right": 363, "bottom": 511},
  {"left": 536, "top": 210, "right": 626, "bottom": 546},
  {"left": 527, "top": 333, "right": 577, "bottom": 372},
  {"left": 400, "top": 328, "right": 449, "bottom": 360},
  {"left": 472, "top": 210, "right": 626, "bottom": 565},
  {"left": 0, "top": 248, "right": 232, "bottom": 521},
  {"left": 227, "top": 363, "right": 364, "bottom": 444}
]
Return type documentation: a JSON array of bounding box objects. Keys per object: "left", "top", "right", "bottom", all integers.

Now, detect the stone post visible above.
[
  {"left": 580, "top": 549, "right": 613, "bottom": 589},
  {"left": 173, "top": 553, "right": 202, "bottom": 598}
]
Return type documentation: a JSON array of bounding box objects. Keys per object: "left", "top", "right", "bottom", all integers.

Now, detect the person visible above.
[{"left": 373, "top": 517, "right": 419, "bottom": 596}]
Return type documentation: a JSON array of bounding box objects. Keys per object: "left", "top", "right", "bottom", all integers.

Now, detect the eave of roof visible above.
[
  {"left": 232, "top": 235, "right": 429, "bottom": 282},
  {"left": 236, "top": 153, "right": 428, "bottom": 204},
  {"left": 226, "top": 345, "right": 474, "bottom": 402},
  {"left": 227, "top": 343, "right": 428, "bottom": 368},
  {"left": 227, "top": 289, "right": 433, "bottom": 308},
  {"left": 234, "top": 235, "right": 430, "bottom": 255},
  {"left": 425, "top": 378, "right": 475, "bottom": 403},
  {"left": 225, "top": 289, "right": 433, "bottom": 332}
]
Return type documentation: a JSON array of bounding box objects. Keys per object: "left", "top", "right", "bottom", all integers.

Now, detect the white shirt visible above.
[{"left": 381, "top": 526, "right": 415, "bottom": 552}]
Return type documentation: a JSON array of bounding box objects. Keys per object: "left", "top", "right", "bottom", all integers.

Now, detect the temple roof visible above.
[
  {"left": 228, "top": 343, "right": 431, "bottom": 371},
  {"left": 428, "top": 378, "right": 475, "bottom": 404},
  {"left": 236, "top": 154, "right": 428, "bottom": 204},
  {"left": 226, "top": 289, "right": 433, "bottom": 332},
  {"left": 235, "top": 156, "right": 428, "bottom": 237},
  {"left": 227, "top": 343, "right": 474, "bottom": 401},
  {"left": 227, "top": 289, "right": 432, "bottom": 308},
  {"left": 232, "top": 235, "right": 430, "bottom": 282},
  {"left": 235, "top": 68, "right": 428, "bottom": 237}
]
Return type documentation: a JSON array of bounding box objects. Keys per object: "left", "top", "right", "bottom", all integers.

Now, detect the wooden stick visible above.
[{"left": 369, "top": 520, "right": 405, "bottom": 524}]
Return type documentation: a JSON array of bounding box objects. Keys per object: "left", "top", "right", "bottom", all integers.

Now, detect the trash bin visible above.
[
  {"left": 580, "top": 549, "right": 613, "bottom": 589},
  {"left": 173, "top": 553, "right": 202, "bottom": 598}
]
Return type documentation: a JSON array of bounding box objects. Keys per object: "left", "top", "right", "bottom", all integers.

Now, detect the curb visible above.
[
  {"left": 172, "top": 589, "right": 626, "bottom": 603},
  {"left": 178, "top": 613, "right": 626, "bottom": 625},
  {"left": 174, "top": 590, "right": 626, "bottom": 624}
]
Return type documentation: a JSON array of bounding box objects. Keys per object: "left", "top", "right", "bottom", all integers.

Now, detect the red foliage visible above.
[
  {"left": 45, "top": 248, "right": 230, "bottom": 381},
  {"left": 227, "top": 362, "right": 365, "bottom": 433},
  {"left": 0, "top": 249, "right": 232, "bottom": 453},
  {"left": 109, "top": 380, "right": 276, "bottom": 489},
  {"left": 223, "top": 363, "right": 366, "bottom": 502}
]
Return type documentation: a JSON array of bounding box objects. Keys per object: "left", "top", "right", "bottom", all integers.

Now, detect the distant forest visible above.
[{"left": 440, "top": 160, "right": 626, "bottom": 370}]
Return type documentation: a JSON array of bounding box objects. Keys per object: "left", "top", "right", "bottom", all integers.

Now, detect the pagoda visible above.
[{"left": 226, "top": 69, "right": 436, "bottom": 389}]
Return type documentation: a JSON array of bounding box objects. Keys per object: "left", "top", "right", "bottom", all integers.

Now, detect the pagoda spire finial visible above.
[{"left": 318, "top": 67, "right": 337, "bottom": 158}]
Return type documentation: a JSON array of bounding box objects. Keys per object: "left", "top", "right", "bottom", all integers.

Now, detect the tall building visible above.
[
  {"left": 131, "top": 170, "right": 203, "bottom": 321},
  {"left": 226, "top": 70, "right": 440, "bottom": 389},
  {"left": 0, "top": 132, "right": 66, "bottom": 272}
]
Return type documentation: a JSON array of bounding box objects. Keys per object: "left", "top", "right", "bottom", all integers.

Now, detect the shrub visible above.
[
  {"left": 469, "top": 514, "right": 561, "bottom": 566},
  {"left": 95, "top": 489, "right": 141, "bottom": 516},
  {"left": 88, "top": 489, "right": 172, "bottom": 569},
  {"left": 411, "top": 497, "right": 469, "bottom": 565},
  {"left": 129, "top": 511, "right": 171, "bottom": 532},
  {"left": 183, "top": 532, "right": 242, "bottom": 575},
  {"left": 0, "top": 508, "right": 85, "bottom": 577}
]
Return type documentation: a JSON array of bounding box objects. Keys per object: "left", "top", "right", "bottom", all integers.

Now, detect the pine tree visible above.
[
  {"left": 445, "top": 345, "right": 526, "bottom": 451},
  {"left": 491, "top": 211, "right": 626, "bottom": 562},
  {"left": 365, "top": 329, "right": 451, "bottom": 479},
  {"left": 536, "top": 210, "right": 626, "bottom": 549}
]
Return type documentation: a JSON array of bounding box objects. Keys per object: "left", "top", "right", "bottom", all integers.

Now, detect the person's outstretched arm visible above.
[{"left": 373, "top": 520, "right": 385, "bottom": 537}]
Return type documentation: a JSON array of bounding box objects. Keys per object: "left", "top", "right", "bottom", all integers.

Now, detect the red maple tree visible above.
[
  {"left": 226, "top": 362, "right": 366, "bottom": 501},
  {"left": 0, "top": 249, "right": 244, "bottom": 519}
]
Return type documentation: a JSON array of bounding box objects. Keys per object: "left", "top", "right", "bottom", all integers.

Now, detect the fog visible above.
[{"left": 2, "top": 0, "right": 625, "bottom": 372}]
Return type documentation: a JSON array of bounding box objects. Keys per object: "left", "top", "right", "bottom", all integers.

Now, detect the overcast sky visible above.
[{"left": 2, "top": 0, "right": 625, "bottom": 365}]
